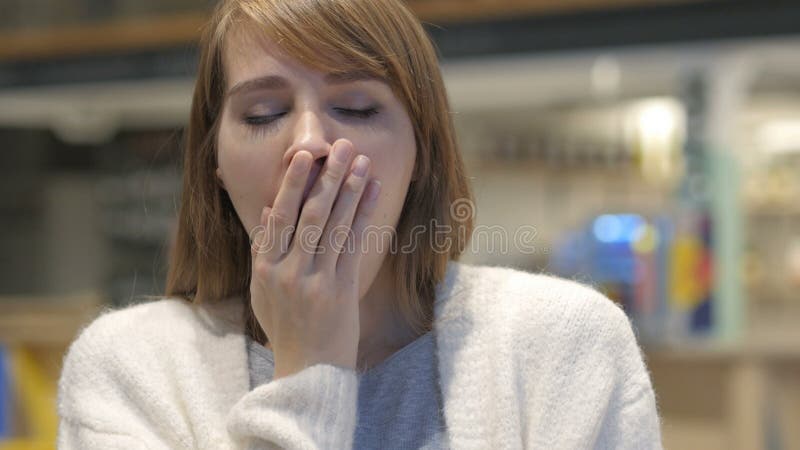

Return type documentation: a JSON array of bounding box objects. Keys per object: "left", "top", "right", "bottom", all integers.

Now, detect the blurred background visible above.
[{"left": 0, "top": 0, "right": 798, "bottom": 449}]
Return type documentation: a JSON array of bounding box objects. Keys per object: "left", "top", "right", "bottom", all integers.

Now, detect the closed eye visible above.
[
  {"left": 245, "top": 108, "right": 379, "bottom": 125},
  {"left": 242, "top": 107, "right": 381, "bottom": 138},
  {"left": 334, "top": 107, "right": 380, "bottom": 119},
  {"left": 244, "top": 113, "right": 285, "bottom": 126}
]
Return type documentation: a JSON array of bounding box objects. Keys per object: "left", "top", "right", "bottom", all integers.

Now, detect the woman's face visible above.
[{"left": 215, "top": 33, "right": 417, "bottom": 299}]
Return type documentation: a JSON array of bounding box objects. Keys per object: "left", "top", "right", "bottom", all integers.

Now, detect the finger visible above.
[
  {"left": 337, "top": 179, "right": 381, "bottom": 281},
  {"left": 264, "top": 150, "right": 313, "bottom": 262},
  {"left": 315, "top": 154, "right": 370, "bottom": 272},
  {"left": 290, "top": 139, "right": 355, "bottom": 268},
  {"left": 251, "top": 206, "right": 272, "bottom": 258}
]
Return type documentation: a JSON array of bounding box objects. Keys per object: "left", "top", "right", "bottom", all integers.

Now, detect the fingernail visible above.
[
  {"left": 294, "top": 151, "right": 311, "bottom": 172},
  {"left": 334, "top": 141, "right": 352, "bottom": 163},
  {"left": 352, "top": 155, "right": 369, "bottom": 177},
  {"left": 367, "top": 180, "right": 381, "bottom": 202}
]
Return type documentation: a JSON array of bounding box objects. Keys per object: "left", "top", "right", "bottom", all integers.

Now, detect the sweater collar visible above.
[{"left": 196, "top": 259, "right": 480, "bottom": 447}]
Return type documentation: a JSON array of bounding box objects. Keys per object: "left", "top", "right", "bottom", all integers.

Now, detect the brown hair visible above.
[{"left": 166, "top": 0, "right": 474, "bottom": 345}]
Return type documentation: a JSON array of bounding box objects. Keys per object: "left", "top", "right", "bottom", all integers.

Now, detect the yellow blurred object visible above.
[
  {"left": 632, "top": 223, "right": 660, "bottom": 254},
  {"left": 0, "top": 291, "right": 103, "bottom": 449},
  {"left": 670, "top": 235, "right": 705, "bottom": 309},
  {"left": 0, "top": 347, "right": 57, "bottom": 450},
  {"left": 0, "top": 440, "right": 53, "bottom": 450}
]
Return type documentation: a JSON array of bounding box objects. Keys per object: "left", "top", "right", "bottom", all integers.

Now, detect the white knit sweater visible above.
[{"left": 56, "top": 260, "right": 663, "bottom": 449}]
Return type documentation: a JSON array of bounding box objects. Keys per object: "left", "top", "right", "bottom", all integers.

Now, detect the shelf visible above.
[
  {"left": 0, "top": 1, "right": 658, "bottom": 62},
  {"left": 645, "top": 335, "right": 800, "bottom": 363},
  {"left": 406, "top": 0, "right": 685, "bottom": 23},
  {"left": 0, "top": 291, "right": 104, "bottom": 346},
  {"left": 0, "top": 12, "right": 208, "bottom": 62},
  {"left": 647, "top": 341, "right": 800, "bottom": 450},
  {"left": 746, "top": 204, "right": 800, "bottom": 217},
  {"left": 465, "top": 158, "right": 638, "bottom": 173},
  {"left": 0, "top": 0, "right": 790, "bottom": 65}
]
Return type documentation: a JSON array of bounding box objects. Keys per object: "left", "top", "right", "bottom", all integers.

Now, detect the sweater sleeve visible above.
[
  {"left": 56, "top": 305, "right": 359, "bottom": 450},
  {"left": 56, "top": 323, "right": 188, "bottom": 449},
  {"left": 596, "top": 305, "right": 664, "bottom": 450},
  {"left": 226, "top": 364, "right": 359, "bottom": 450},
  {"left": 58, "top": 416, "right": 150, "bottom": 449}
]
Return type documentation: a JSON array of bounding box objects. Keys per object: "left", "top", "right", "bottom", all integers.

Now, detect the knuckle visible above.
[
  {"left": 341, "top": 176, "right": 363, "bottom": 194},
  {"left": 304, "top": 275, "right": 328, "bottom": 300},
  {"left": 301, "top": 204, "right": 326, "bottom": 223},
  {"left": 253, "top": 259, "right": 271, "bottom": 280},
  {"left": 270, "top": 210, "right": 292, "bottom": 227},
  {"left": 322, "top": 165, "right": 346, "bottom": 182},
  {"left": 275, "top": 269, "right": 297, "bottom": 292}
]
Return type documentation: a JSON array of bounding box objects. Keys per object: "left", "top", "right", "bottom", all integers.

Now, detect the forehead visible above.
[
  {"left": 222, "top": 26, "right": 368, "bottom": 90},
  {"left": 223, "top": 30, "right": 301, "bottom": 81}
]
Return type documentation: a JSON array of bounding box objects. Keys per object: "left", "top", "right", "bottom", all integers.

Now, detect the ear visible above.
[{"left": 215, "top": 167, "right": 227, "bottom": 190}]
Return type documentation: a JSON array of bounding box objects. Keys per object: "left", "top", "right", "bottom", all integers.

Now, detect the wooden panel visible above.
[
  {"left": 0, "top": 12, "right": 208, "bottom": 62},
  {"left": 408, "top": 0, "right": 702, "bottom": 23},
  {"left": 660, "top": 417, "right": 727, "bottom": 450},
  {"left": 0, "top": 0, "right": 706, "bottom": 62},
  {"left": 0, "top": 292, "right": 104, "bottom": 346}
]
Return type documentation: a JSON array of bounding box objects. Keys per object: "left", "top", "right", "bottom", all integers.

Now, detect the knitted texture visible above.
[{"left": 56, "top": 261, "right": 663, "bottom": 449}]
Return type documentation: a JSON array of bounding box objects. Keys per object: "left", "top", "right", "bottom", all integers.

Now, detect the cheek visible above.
[
  {"left": 360, "top": 131, "right": 416, "bottom": 224},
  {"left": 217, "top": 127, "right": 282, "bottom": 232}
]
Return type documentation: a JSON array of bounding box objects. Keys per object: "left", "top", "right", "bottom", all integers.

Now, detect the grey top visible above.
[{"left": 247, "top": 331, "right": 448, "bottom": 449}]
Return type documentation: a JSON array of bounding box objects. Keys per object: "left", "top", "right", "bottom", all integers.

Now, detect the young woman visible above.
[{"left": 57, "top": 0, "right": 663, "bottom": 449}]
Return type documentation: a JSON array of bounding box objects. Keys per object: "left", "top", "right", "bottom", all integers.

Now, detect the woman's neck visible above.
[{"left": 355, "top": 259, "right": 421, "bottom": 372}]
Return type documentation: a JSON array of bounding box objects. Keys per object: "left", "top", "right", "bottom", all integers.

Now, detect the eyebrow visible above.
[{"left": 226, "top": 70, "right": 384, "bottom": 98}]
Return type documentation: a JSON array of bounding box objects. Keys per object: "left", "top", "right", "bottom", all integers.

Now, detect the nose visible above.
[{"left": 284, "top": 108, "right": 332, "bottom": 168}]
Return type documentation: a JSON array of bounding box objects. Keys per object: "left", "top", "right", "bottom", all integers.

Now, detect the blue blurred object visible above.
[
  {"left": 549, "top": 211, "right": 716, "bottom": 345},
  {"left": 589, "top": 214, "right": 644, "bottom": 287},
  {"left": 592, "top": 214, "right": 645, "bottom": 244},
  {"left": 552, "top": 214, "right": 635, "bottom": 311}
]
